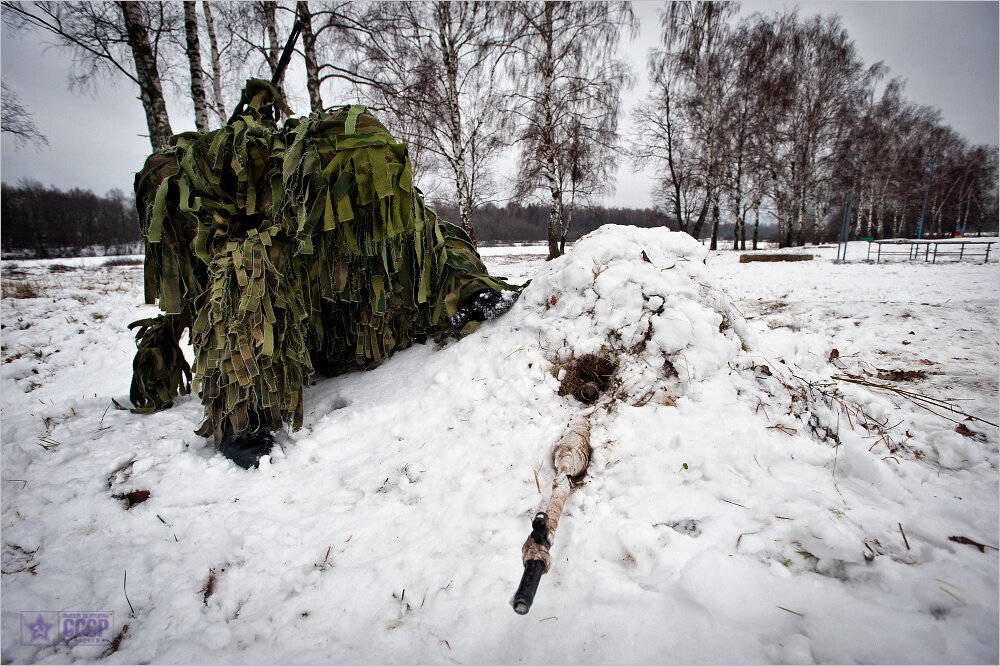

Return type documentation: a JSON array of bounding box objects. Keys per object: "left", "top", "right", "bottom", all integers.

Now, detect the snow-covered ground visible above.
[{"left": 2, "top": 228, "right": 997, "bottom": 664}]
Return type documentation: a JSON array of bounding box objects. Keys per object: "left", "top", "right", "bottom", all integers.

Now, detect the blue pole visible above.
[{"left": 917, "top": 155, "right": 934, "bottom": 239}]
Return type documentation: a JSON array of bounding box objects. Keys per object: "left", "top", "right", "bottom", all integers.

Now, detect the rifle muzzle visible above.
[
  {"left": 513, "top": 559, "right": 546, "bottom": 614},
  {"left": 513, "top": 512, "right": 550, "bottom": 614}
]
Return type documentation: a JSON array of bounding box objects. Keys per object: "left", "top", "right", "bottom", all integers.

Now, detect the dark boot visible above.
[{"left": 219, "top": 420, "right": 275, "bottom": 469}]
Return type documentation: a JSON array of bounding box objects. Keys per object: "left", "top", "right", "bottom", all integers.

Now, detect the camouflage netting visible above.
[
  {"left": 131, "top": 79, "right": 517, "bottom": 442},
  {"left": 128, "top": 316, "right": 192, "bottom": 412}
]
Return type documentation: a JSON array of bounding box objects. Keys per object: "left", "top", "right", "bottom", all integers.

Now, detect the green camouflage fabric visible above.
[
  {"left": 131, "top": 79, "right": 517, "bottom": 442},
  {"left": 128, "top": 315, "right": 192, "bottom": 412}
]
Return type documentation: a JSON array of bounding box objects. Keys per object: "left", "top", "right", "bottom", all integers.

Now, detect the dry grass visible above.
[
  {"left": 2, "top": 279, "right": 43, "bottom": 299},
  {"left": 102, "top": 257, "right": 143, "bottom": 267},
  {"left": 558, "top": 354, "right": 618, "bottom": 404}
]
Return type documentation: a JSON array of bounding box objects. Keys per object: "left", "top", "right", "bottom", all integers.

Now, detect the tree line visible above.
[
  {"left": 1, "top": 182, "right": 140, "bottom": 257},
  {"left": 1, "top": 176, "right": 746, "bottom": 257},
  {"left": 631, "top": 3, "right": 998, "bottom": 249},
  {"left": 2, "top": 1, "right": 996, "bottom": 256},
  {"left": 429, "top": 201, "right": 744, "bottom": 244}
]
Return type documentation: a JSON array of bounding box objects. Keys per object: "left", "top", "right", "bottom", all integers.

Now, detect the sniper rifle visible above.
[
  {"left": 512, "top": 414, "right": 592, "bottom": 614},
  {"left": 227, "top": 19, "right": 303, "bottom": 123}
]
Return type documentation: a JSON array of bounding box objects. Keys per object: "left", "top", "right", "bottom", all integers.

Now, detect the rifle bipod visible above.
[{"left": 512, "top": 414, "right": 592, "bottom": 615}]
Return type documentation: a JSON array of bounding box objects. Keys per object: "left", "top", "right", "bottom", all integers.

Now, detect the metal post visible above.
[{"left": 917, "top": 156, "right": 934, "bottom": 239}]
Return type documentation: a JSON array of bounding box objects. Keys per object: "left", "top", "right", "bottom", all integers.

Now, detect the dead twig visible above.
[
  {"left": 833, "top": 374, "right": 998, "bottom": 428},
  {"left": 948, "top": 536, "right": 999, "bottom": 553},
  {"left": 101, "top": 624, "right": 128, "bottom": 658}
]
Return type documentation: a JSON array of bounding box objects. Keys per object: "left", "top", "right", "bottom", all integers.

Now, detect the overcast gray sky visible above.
[{"left": 1, "top": 1, "right": 997, "bottom": 209}]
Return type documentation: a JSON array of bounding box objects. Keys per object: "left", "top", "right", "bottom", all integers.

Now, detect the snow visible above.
[{"left": 2, "top": 227, "right": 997, "bottom": 664}]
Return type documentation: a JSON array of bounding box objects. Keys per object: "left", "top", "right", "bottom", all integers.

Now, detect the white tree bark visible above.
[
  {"left": 183, "top": 1, "right": 211, "bottom": 132},
  {"left": 435, "top": 2, "right": 475, "bottom": 243},
  {"left": 261, "top": 2, "right": 282, "bottom": 94},
  {"left": 540, "top": 5, "right": 564, "bottom": 260},
  {"left": 298, "top": 1, "right": 323, "bottom": 114},
  {"left": 119, "top": 1, "right": 173, "bottom": 151},
  {"left": 202, "top": 1, "right": 228, "bottom": 125}
]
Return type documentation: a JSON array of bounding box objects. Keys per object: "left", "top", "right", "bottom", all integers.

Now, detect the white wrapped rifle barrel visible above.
[{"left": 512, "top": 414, "right": 592, "bottom": 614}]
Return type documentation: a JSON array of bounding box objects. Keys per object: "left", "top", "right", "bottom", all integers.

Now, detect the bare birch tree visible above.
[
  {"left": 718, "top": 14, "right": 789, "bottom": 250},
  {"left": 506, "top": 1, "right": 636, "bottom": 259},
  {"left": 2, "top": 0, "right": 179, "bottom": 151},
  {"left": 771, "top": 13, "right": 873, "bottom": 246},
  {"left": 213, "top": 1, "right": 293, "bottom": 99},
  {"left": 632, "top": 1, "right": 734, "bottom": 244},
  {"left": 632, "top": 55, "right": 698, "bottom": 235}
]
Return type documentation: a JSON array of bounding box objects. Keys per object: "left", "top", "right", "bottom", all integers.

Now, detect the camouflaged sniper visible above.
[{"left": 131, "top": 79, "right": 517, "bottom": 442}]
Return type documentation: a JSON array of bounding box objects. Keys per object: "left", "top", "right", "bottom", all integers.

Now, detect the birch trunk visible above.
[
  {"left": 812, "top": 201, "right": 822, "bottom": 243},
  {"left": 561, "top": 186, "right": 575, "bottom": 255},
  {"left": 793, "top": 184, "right": 807, "bottom": 247},
  {"left": 691, "top": 192, "right": 710, "bottom": 240},
  {"left": 541, "top": 3, "right": 563, "bottom": 260},
  {"left": 435, "top": 2, "right": 476, "bottom": 244},
  {"left": 183, "top": 1, "right": 211, "bottom": 132},
  {"left": 298, "top": 1, "right": 323, "bottom": 114},
  {"left": 120, "top": 1, "right": 173, "bottom": 151},
  {"left": 752, "top": 206, "right": 760, "bottom": 250},
  {"left": 776, "top": 203, "right": 789, "bottom": 247},
  {"left": 954, "top": 182, "right": 972, "bottom": 236},
  {"left": 202, "top": 1, "right": 227, "bottom": 125},
  {"left": 709, "top": 195, "right": 720, "bottom": 251},
  {"left": 866, "top": 198, "right": 874, "bottom": 239},
  {"left": 262, "top": 3, "right": 282, "bottom": 94},
  {"left": 959, "top": 186, "right": 971, "bottom": 235},
  {"left": 544, "top": 142, "right": 564, "bottom": 260},
  {"left": 973, "top": 199, "right": 985, "bottom": 235},
  {"left": 730, "top": 155, "right": 743, "bottom": 250},
  {"left": 672, "top": 184, "right": 685, "bottom": 234},
  {"left": 661, "top": 84, "right": 686, "bottom": 234}
]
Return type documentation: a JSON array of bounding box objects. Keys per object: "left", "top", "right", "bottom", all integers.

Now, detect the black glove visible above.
[{"left": 451, "top": 290, "right": 520, "bottom": 329}]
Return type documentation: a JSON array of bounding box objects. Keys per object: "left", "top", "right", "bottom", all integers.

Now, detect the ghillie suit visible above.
[{"left": 130, "top": 80, "right": 517, "bottom": 454}]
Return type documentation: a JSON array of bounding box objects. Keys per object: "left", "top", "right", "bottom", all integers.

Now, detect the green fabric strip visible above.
[{"left": 344, "top": 104, "right": 366, "bottom": 135}]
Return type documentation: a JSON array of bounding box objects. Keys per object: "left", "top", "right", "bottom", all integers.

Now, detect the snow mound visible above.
[{"left": 513, "top": 224, "right": 755, "bottom": 399}]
